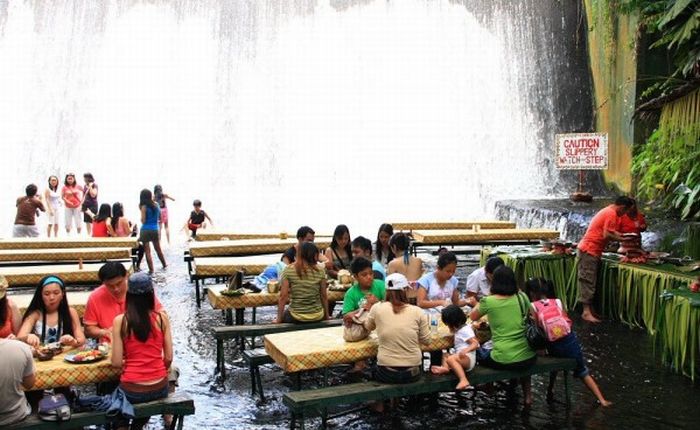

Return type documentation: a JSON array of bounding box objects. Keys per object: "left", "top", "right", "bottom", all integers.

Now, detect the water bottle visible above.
[{"left": 430, "top": 309, "right": 439, "bottom": 335}]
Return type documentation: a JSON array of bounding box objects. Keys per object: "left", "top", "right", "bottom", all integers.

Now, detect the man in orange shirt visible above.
[
  {"left": 577, "top": 196, "right": 634, "bottom": 322},
  {"left": 618, "top": 199, "right": 647, "bottom": 235}
]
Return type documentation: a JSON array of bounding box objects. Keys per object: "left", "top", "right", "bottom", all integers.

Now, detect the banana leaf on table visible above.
[{"left": 656, "top": 290, "right": 700, "bottom": 381}]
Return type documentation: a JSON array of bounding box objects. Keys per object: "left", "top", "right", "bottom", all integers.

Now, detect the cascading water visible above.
[{"left": 0, "top": 0, "right": 592, "bottom": 238}]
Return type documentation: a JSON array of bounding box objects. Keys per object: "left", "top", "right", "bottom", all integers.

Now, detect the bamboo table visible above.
[
  {"left": 391, "top": 221, "right": 516, "bottom": 231},
  {"left": 193, "top": 255, "right": 281, "bottom": 277},
  {"left": 656, "top": 289, "right": 700, "bottom": 381},
  {"left": 32, "top": 349, "right": 119, "bottom": 390},
  {"left": 411, "top": 228, "right": 560, "bottom": 245},
  {"left": 208, "top": 285, "right": 346, "bottom": 325},
  {"left": 264, "top": 325, "right": 453, "bottom": 373},
  {"left": 195, "top": 231, "right": 332, "bottom": 241},
  {"left": 0, "top": 237, "right": 138, "bottom": 250},
  {"left": 0, "top": 247, "right": 132, "bottom": 263},
  {"left": 188, "top": 238, "right": 332, "bottom": 258},
  {"left": 0, "top": 262, "right": 131, "bottom": 288}
]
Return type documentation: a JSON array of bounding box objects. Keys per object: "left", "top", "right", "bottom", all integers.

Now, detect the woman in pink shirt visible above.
[
  {"left": 112, "top": 272, "right": 172, "bottom": 429},
  {"left": 61, "top": 173, "right": 83, "bottom": 235}
]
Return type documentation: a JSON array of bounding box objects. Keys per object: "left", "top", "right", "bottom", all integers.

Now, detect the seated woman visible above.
[
  {"left": 386, "top": 233, "right": 423, "bottom": 282},
  {"left": 416, "top": 252, "right": 466, "bottom": 309},
  {"left": 276, "top": 242, "right": 329, "bottom": 324},
  {"left": 112, "top": 272, "right": 173, "bottom": 430},
  {"left": 0, "top": 276, "right": 22, "bottom": 339},
  {"left": 363, "top": 273, "right": 431, "bottom": 411},
  {"left": 374, "top": 223, "right": 395, "bottom": 267},
  {"left": 17, "top": 276, "right": 84, "bottom": 348},
  {"left": 324, "top": 224, "right": 352, "bottom": 279},
  {"left": 107, "top": 202, "right": 134, "bottom": 237},
  {"left": 469, "top": 266, "right": 536, "bottom": 407},
  {"left": 91, "top": 203, "right": 112, "bottom": 238}
]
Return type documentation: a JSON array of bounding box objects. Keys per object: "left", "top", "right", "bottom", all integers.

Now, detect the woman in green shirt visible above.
[
  {"left": 276, "top": 242, "right": 329, "bottom": 324},
  {"left": 469, "top": 265, "right": 536, "bottom": 406}
]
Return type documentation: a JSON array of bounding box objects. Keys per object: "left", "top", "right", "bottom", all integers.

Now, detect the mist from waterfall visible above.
[{"left": 0, "top": 0, "right": 592, "bottom": 239}]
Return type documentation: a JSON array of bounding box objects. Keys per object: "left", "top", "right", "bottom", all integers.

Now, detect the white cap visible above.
[{"left": 385, "top": 273, "right": 409, "bottom": 291}]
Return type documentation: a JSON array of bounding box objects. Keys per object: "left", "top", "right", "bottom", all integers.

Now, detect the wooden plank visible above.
[
  {"left": 12, "top": 290, "right": 90, "bottom": 318},
  {"left": 0, "top": 262, "right": 131, "bottom": 288},
  {"left": 0, "top": 247, "right": 132, "bottom": 262},
  {"left": 0, "top": 237, "right": 138, "bottom": 250},
  {"left": 391, "top": 221, "right": 516, "bottom": 230},
  {"left": 195, "top": 231, "right": 333, "bottom": 241},
  {"left": 4, "top": 392, "right": 194, "bottom": 430},
  {"left": 207, "top": 285, "right": 346, "bottom": 310},
  {"left": 193, "top": 254, "right": 281, "bottom": 277},
  {"left": 189, "top": 238, "right": 332, "bottom": 257},
  {"left": 214, "top": 318, "right": 343, "bottom": 339},
  {"left": 411, "top": 228, "right": 560, "bottom": 245},
  {"left": 284, "top": 357, "right": 575, "bottom": 412}
]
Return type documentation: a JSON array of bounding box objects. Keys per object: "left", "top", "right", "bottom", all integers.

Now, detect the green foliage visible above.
[{"left": 685, "top": 223, "right": 700, "bottom": 258}]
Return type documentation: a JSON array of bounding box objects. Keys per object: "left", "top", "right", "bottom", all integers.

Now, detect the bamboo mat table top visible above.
[
  {"left": 0, "top": 237, "right": 138, "bottom": 250},
  {"left": 264, "top": 324, "right": 453, "bottom": 373},
  {"left": 195, "top": 231, "right": 332, "bottom": 241},
  {"left": 0, "top": 262, "right": 131, "bottom": 287},
  {"left": 32, "top": 348, "right": 119, "bottom": 390},
  {"left": 193, "top": 254, "right": 281, "bottom": 276},
  {"left": 207, "top": 284, "right": 346, "bottom": 310},
  {"left": 0, "top": 247, "right": 132, "bottom": 262},
  {"left": 12, "top": 290, "right": 91, "bottom": 317},
  {"left": 411, "top": 228, "right": 560, "bottom": 245},
  {"left": 188, "top": 238, "right": 332, "bottom": 257},
  {"left": 391, "top": 221, "right": 516, "bottom": 230}
]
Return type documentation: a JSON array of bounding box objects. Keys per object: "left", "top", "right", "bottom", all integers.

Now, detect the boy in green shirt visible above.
[{"left": 342, "top": 257, "right": 386, "bottom": 322}]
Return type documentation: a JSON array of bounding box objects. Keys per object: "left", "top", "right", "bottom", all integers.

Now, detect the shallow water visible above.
[{"left": 147, "top": 243, "right": 699, "bottom": 429}]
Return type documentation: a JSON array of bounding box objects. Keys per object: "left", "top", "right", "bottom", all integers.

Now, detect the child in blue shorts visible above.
[{"left": 525, "top": 278, "right": 612, "bottom": 406}]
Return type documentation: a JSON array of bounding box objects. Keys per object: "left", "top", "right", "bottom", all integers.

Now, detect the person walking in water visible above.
[
  {"left": 43, "top": 175, "right": 62, "bottom": 238},
  {"left": 138, "top": 189, "right": 167, "bottom": 274},
  {"left": 153, "top": 185, "right": 175, "bottom": 244}
]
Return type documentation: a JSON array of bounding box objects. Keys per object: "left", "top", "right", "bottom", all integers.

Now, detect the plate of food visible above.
[{"left": 64, "top": 347, "right": 107, "bottom": 364}]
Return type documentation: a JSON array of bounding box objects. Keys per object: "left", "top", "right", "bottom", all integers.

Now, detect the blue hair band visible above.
[{"left": 42, "top": 276, "right": 64, "bottom": 288}]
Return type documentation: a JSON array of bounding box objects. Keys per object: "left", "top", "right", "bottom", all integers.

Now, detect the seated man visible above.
[
  {"left": 350, "top": 236, "right": 386, "bottom": 280},
  {"left": 0, "top": 338, "right": 35, "bottom": 426},
  {"left": 465, "top": 256, "right": 504, "bottom": 307}
]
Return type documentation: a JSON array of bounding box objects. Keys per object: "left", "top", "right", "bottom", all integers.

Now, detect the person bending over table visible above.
[
  {"left": 465, "top": 256, "right": 505, "bottom": 307},
  {"left": 363, "top": 273, "right": 431, "bottom": 412},
  {"left": 469, "top": 266, "right": 536, "bottom": 407},
  {"left": 112, "top": 272, "right": 173, "bottom": 430},
  {"left": 416, "top": 252, "right": 467, "bottom": 309},
  {"left": 276, "top": 242, "right": 329, "bottom": 324},
  {"left": 0, "top": 338, "right": 35, "bottom": 426}
]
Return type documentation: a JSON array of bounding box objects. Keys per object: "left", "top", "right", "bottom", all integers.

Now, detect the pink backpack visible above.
[{"left": 531, "top": 299, "right": 571, "bottom": 342}]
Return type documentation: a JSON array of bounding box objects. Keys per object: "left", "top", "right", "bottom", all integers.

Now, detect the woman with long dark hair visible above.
[
  {"left": 386, "top": 233, "right": 423, "bottom": 282},
  {"left": 276, "top": 242, "right": 328, "bottom": 323},
  {"left": 138, "top": 189, "right": 167, "bottom": 273},
  {"left": 16, "top": 276, "right": 84, "bottom": 347},
  {"left": 91, "top": 203, "right": 112, "bottom": 238},
  {"left": 107, "top": 202, "right": 133, "bottom": 238},
  {"left": 0, "top": 276, "right": 22, "bottom": 339},
  {"left": 153, "top": 185, "right": 175, "bottom": 244},
  {"left": 44, "top": 175, "right": 62, "bottom": 237},
  {"left": 61, "top": 173, "right": 83, "bottom": 235},
  {"left": 81, "top": 172, "right": 99, "bottom": 235},
  {"left": 324, "top": 224, "right": 352, "bottom": 279},
  {"left": 112, "top": 272, "right": 173, "bottom": 429},
  {"left": 374, "top": 223, "right": 395, "bottom": 267}
]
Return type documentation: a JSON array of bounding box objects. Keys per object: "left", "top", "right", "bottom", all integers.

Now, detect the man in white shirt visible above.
[
  {"left": 465, "top": 257, "right": 504, "bottom": 306},
  {"left": 0, "top": 339, "right": 35, "bottom": 426}
]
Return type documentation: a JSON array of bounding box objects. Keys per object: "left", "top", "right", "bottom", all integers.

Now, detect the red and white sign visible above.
[{"left": 555, "top": 133, "right": 608, "bottom": 170}]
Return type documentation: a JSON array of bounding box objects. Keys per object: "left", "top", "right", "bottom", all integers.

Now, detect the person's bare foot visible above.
[
  {"left": 431, "top": 365, "right": 450, "bottom": 375},
  {"left": 598, "top": 399, "right": 613, "bottom": 407},
  {"left": 582, "top": 311, "right": 602, "bottom": 323},
  {"left": 455, "top": 379, "right": 470, "bottom": 390}
]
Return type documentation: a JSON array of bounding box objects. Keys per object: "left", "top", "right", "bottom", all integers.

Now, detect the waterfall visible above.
[{"left": 0, "top": 0, "right": 593, "bottom": 238}]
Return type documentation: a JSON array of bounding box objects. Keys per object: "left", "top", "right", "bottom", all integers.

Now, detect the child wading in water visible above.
[
  {"left": 430, "top": 304, "right": 479, "bottom": 389},
  {"left": 525, "top": 278, "right": 612, "bottom": 406}
]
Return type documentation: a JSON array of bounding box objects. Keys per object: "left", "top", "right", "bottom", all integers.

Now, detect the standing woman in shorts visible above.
[
  {"left": 61, "top": 173, "right": 83, "bottom": 235},
  {"left": 138, "top": 189, "right": 167, "bottom": 273},
  {"left": 81, "top": 173, "right": 99, "bottom": 236},
  {"left": 43, "top": 176, "right": 62, "bottom": 238},
  {"left": 153, "top": 185, "right": 175, "bottom": 244}
]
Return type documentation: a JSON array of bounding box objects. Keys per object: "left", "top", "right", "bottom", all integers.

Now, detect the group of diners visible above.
[
  {"left": 258, "top": 223, "right": 611, "bottom": 410},
  {"left": 0, "top": 263, "right": 175, "bottom": 428}
]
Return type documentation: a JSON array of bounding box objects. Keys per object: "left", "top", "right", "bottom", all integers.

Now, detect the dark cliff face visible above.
[{"left": 453, "top": 0, "right": 603, "bottom": 195}]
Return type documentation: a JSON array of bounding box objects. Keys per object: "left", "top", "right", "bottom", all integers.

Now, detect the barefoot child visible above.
[
  {"left": 430, "top": 304, "right": 479, "bottom": 389},
  {"left": 525, "top": 278, "right": 612, "bottom": 406},
  {"left": 184, "top": 199, "right": 213, "bottom": 239}
]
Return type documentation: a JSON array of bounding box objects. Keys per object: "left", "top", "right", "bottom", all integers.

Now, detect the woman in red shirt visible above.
[
  {"left": 111, "top": 272, "right": 172, "bottom": 428},
  {"left": 61, "top": 173, "right": 83, "bottom": 235},
  {"left": 91, "top": 204, "right": 111, "bottom": 238}
]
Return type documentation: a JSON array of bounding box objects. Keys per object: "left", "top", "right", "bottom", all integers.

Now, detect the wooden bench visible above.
[
  {"left": 243, "top": 348, "right": 275, "bottom": 401},
  {"left": 283, "top": 357, "right": 576, "bottom": 429},
  {"left": 214, "top": 319, "right": 344, "bottom": 397},
  {"left": 4, "top": 391, "right": 195, "bottom": 430}
]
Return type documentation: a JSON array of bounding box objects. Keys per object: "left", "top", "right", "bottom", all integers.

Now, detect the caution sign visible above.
[{"left": 555, "top": 133, "right": 608, "bottom": 170}]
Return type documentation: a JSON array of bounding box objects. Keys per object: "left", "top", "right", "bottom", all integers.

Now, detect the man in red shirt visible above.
[
  {"left": 618, "top": 199, "right": 647, "bottom": 235},
  {"left": 577, "top": 196, "right": 634, "bottom": 322},
  {"left": 84, "top": 262, "right": 162, "bottom": 341}
]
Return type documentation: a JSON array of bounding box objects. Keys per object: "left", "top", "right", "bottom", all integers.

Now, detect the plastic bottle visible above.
[{"left": 430, "top": 309, "right": 439, "bottom": 335}]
